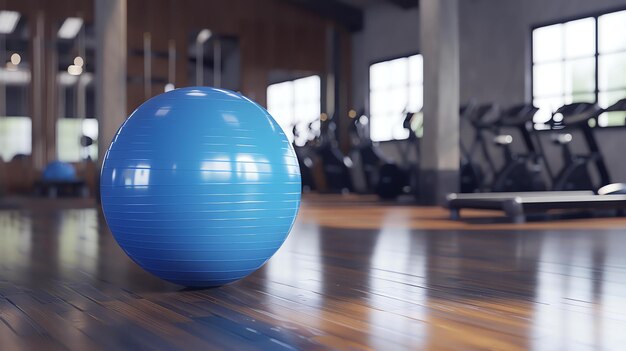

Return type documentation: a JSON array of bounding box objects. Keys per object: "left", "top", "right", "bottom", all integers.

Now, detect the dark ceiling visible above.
[{"left": 284, "top": 0, "right": 419, "bottom": 32}]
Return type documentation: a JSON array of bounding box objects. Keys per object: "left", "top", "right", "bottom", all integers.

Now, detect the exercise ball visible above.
[
  {"left": 42, "top": 161, "right": 77, "bottom": 181},
  {"left": 100, "top": 87, "right": 301, "bottom": 287}
]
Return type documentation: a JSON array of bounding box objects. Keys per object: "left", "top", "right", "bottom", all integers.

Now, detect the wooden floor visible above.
[{"left": 1, "top": 194, "right": 626, "bottom": 350}]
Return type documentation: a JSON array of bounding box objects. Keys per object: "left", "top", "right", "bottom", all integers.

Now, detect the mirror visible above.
[
  {"left": 188, "top": 29, "right": 240, "bottom": 91},
  {"left": 55, "top": 17, "right": 97, "bottom": 162},
  {"left": 0, "top": 10, "right": 31, "bottom": 162}
]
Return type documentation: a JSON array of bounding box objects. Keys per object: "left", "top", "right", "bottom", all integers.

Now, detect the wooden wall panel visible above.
[
  {"left": 0, "top": 0, "right": 352, "bottom": 195},
  {"left": 126, "top": 0, "right": 331, "bottom": 110}
]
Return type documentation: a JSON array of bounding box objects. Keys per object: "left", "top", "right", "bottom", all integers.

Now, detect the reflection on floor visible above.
[{"left": 0, "top": 194, "right": 625, "bottom": 350}]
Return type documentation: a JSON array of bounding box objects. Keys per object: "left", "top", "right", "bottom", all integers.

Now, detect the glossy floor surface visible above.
[{"left": 0, "top": 195, "right": 625, "bottom": 350}]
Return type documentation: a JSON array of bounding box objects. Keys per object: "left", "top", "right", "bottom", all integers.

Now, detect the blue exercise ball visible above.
[
  {"left": 42, "top": 161, "right": 77, "bottom": 181},
  {"left": 100, "top": 87, "right": 301, "bottom": 287}
]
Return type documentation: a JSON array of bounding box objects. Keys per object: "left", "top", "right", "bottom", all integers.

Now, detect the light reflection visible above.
[
  {"left": 213, "top": 89, "right": 241, "bottom": 98},
  {"left": 186, "top": 90, "right": 207, "bottom": 97},
  {"left": 121, "top": 164, "right": 151, "bottom": 186},
  {"left": 531, "top": 234, "right": 621, "bottom": 349},
  {"left": 155, "top": 106, "right": 171, "bottom": 117},
  {"left": 265, "top": 221, "right": 323, "bottom": 322},
  {"left": 58, "top": 210, "right": 100, "bottom": 277},
  {"left": 222, "top": 113, "right": 240, "bottom": 126},
  {"left": 133, "top": 163, "right": 151, "bottom": 186},
  {"left": 235, "top": 154, "right": 270, "bottom": 181},
  {"left": 201, "top": 156, "right": 232, "bottom": 181},
  {"left": 133, "top": 169, "right": 150, "bottom": 186},
  {"left": 284, "top": 150, "right": 299, "bottom": 175},
  {"left": 369, "top": 224, "right": 427, "bottom": 350},
  {"left": 0, "top": 212, "right": 32, "bottom": 277},
  {"left": 123, "top": 171, "right": 132, "bottom": 186}
]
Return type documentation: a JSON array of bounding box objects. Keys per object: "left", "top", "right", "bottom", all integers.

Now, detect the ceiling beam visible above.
[
  {"left": 385, "top": 0, "right": 419, "bottom": 9},
  {"left": 283, "top": 0, "right": 363, "bottom": 32}
]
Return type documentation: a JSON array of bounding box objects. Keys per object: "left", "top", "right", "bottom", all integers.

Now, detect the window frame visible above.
[
  {"left": 530, "top": 6, "right": 626, "bottom": 127},
  {"left": 368, "top": 51, "right": 422, "bottom": 142},
  {"left": 266, "top": 74, "right": 322, "bottom": 146}
]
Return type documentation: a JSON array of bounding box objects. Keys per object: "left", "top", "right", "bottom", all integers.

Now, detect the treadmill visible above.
[{"left": 447, "top": 99, "right": 626, "bottom": 222}]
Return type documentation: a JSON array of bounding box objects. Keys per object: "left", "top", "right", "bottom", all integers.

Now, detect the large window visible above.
[
  {"left": 0, "top": 10, "right": 31, "bottom": 161},
  {"left": 0, "top": 117, "right": 31, "bottom": 161},
  {"left": 532, "top": 9, "right": 626, "bottom": 126},
  {"left": 369, "top": 54, "right": 422, "bottom": 142},
  {"left": 56, "top": 118, "right": 97, "bottom": 162},
  {"left": 55, "top": 17, "right": 98, "bottom": 162},
  {"left": 267, "top": 75, "right": 321, "bottom": 146}
]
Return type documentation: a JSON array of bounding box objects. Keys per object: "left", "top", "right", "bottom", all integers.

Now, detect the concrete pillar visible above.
[
  {"left": 96, "top": 0, "right": 127, "bottom": 165},
  {"left": 419, "top": 0, "right": 460, "bottom": 205}
]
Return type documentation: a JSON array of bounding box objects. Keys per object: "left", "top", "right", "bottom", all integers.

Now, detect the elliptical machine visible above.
[
  {"left": 349, "top": 111, "right": 389, "bottom": 193},
  {"left": 376, "top": 110, "right": 421, "bottom": 199},
  {"left": 291, "top": 123, "right": 317, "bottom": 192},
  {"left": 315, "top": 116, "right": 354, "bottom": 193},
  {"left": 544, "top": 102, "right": 609, "bottom": 191},
  {"left": 489, "top": 104, "right": 547, "bottom": 192},
  {"left": 459, "top": 103, "right": 490, "bottom": 193},
  {"left": 467, "top": 103, "right": 546, "bottom": 192}
]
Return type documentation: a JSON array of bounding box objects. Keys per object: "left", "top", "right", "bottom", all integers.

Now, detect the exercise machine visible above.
[
  {"left": 291, "top": 124, "right": 317, "bottom": 192},
  {"left": 376, "top": 111, "right": 421, "bottom": 199},
  {"left": 315, "top": 116, "right": 354, "bottom": 193},
  {"left": 459, "top": 103, "right": 493, "bottom": 193},
  {"left": 447, "top": 99, "right": 626, "bottom": 222},
  {"left": 460, "top": 103, "right": 545, "bottom": 192},
  {"left": 542, "top": 102, "right": 608, "bottom": 191},
  {"left": 489, "top": 104, "right": 547, "bottom": 192},
  {"left": 349, "top": 111, "right": 389, "bottom": 193}
]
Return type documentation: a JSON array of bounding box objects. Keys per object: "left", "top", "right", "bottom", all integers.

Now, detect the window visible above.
[
  {"left": 0, "top": 11, "right": 31, "bottom": 161},
  {"left": 55, "top": 18, "right": 98, "bottom": 162},
  {"left": 532, "top": 9, "right": 626, "bottom": 126},
  {"left": 0, "top": 117, "right": 31, "bottom": 161},
  {"left": 56, "top": 118, "right": 98, "bottom": 162},
  {"left": 598, "top": 10, "right": 626, "bottom": 126},
  {"left": 369, "top": 54, "right": 422, "bottom": 142},
  {"left": 267, "top": 75, "right": 321, "bottom": 146}
]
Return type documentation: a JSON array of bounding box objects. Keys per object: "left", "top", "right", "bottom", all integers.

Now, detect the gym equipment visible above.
[
  {"left": 464, "top": 103, "right": 546, "bottom": 192},
  {"left": 376, "top": 111, "right": 421, "bottom": 199},
  {"left": 80, "top": 135, "right": 96, "bottom": 161},
  {"left": 459, "top": 103, "right": 491, "bottom": 193},
  {"left": 42, "top": 161, "right": 77, "bottom": 181},
  {"left": 100, "top": 87, "right": 301, "bottom": 287},
  {"left": 315, "top": 116, "right": 354, "bottom": 193},
  {"left": 36, "top": 160, "right": 87, "bottom": 198},
  {"left": 349, "top": 111, "right": 389, "bottom": 193},
  {"left": 292, "top": 124, "right": 317, "bottom": 192},
  {"left": 542, "top": 102, "right": 608, "bottom": 191},
  {"left": 447, "top": 191, "right": 626, "bottom": 223},
  {"left": 447, "top": 99, "right": 626, "bottom": 222},
  {"left": 489, "top": 104, "right": 547, "bottom": 192}
]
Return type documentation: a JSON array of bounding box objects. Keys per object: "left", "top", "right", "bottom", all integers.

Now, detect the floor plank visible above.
[{"left": 0, "top": 194, "right": 625, "bottom": 350}]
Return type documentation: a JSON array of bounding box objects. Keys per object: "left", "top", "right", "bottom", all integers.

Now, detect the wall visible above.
[
  {"left": 126, "top": 0, "right": 336, "bottom": 111},
  {"left": 0, "top": 0, "right": 353, "bottom": 195},
  {"left": 352, "top": 0, "right": 626, "bottom": 185},
  {"left": 351, "top": 2, "right": 420, "bottom": 114},
  {"left": 460, "top": 0, "right": 626, "bottom": 183},
  {"left": 458, "top": 0, "right": 526, "bottom": 105},
  {"left": 460, "top": 0, "right": 626, "bottom": 105}
]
